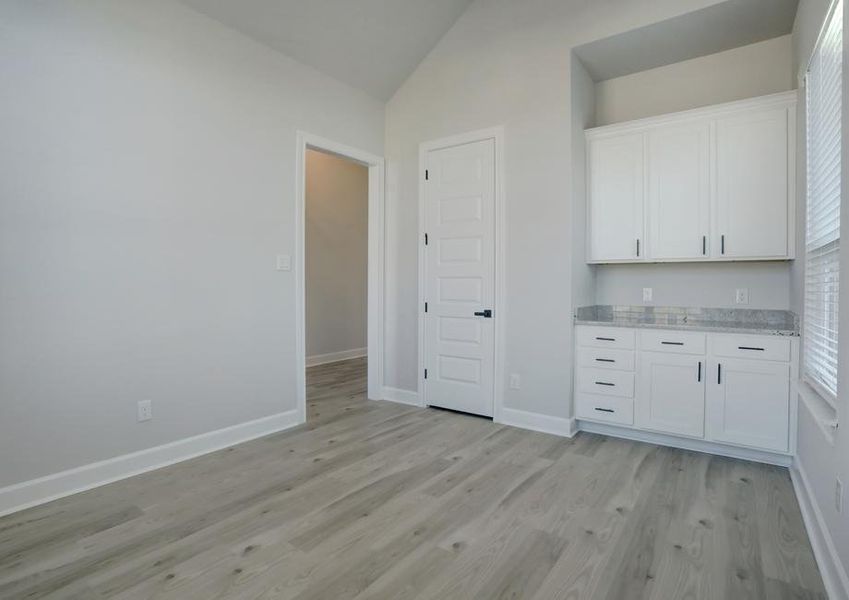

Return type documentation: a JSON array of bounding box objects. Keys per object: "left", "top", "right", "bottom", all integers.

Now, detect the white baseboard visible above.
[
  {"left": 791, "top": 461, "right": 849, "bottom": 600},
  {"left": 0, "top": 410, "right": 302, "bottom": 518},
  {"left": 577, "top": 420, "right": 792, "bottom": 467},
  {"left": 498, "top": 408, "right": 577, "bottom": 438},
  {"left": 306, "top": 347, "right": 366, "bottom": 367},
  {"left": 381, "top": 386, "right": 420, "bottom": 406}
]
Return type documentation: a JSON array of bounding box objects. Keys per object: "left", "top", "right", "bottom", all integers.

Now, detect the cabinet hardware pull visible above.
[
  {"left": 738, "top": 346, "right": 765, "bottom": 351},
  {"left": 697, "top": 361, "right": 702, "bottom": 382},
  {"left": 702, "top": 235, "right": 706, "bottom": 255},
  {"left": 721, "top": 235, "right": 725, "bottom": 255},
  {"left": 717, "top": 363, "right": 722, "bottom": 384},
  {"left": 594, "top": 407, "right": 615, "bottom": 413},
  {"left": 661, "top": 341, "right": 684, "bottom": 346},
  {"left": 595, "top": 337, "right": 616, "bottom": 341},
  {"left": 636, "top": 238, "right": 640, "bottom": 257},
  {"left": 595, "top": 381, "right": 615, "bottom": 387},
  {"left": 595, "top": 358, "right": 615, "bottom": 363}
]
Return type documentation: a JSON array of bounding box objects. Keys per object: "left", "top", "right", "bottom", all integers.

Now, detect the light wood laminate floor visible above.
[{"left": 0, "top": 357, "right": 826, "bottom": 599}]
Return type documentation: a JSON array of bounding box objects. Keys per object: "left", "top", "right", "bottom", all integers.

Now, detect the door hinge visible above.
[
  {"left": 424, "top": 301, "right": 428, "bottom": 313},
  {"left": 424, "top": 369, "right": 428, "bottom": 379},
  {"left": 425, "top": 169, "right": 429, "bottom": 181}
]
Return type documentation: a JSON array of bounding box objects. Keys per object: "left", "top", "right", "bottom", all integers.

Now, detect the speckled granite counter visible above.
[{"left": 574, "top": 305, "right": 799, "bottom": 337}]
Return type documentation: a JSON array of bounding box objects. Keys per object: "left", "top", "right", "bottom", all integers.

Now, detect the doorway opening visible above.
[{"left": 295, "top": 133, "right": 384, "bottom": 424}]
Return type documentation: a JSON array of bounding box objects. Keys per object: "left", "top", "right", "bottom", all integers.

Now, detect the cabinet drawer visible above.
[
  {"left": 577, "top": 347, "right": 635, "bottom": 371},
  {"left": 710, "top": 334, "right": 791, "bottom": 362},
  {"left": 577, "top": 368, "right": 634, "bottom": 398},
  {"left": 639, "top": 330, "right": 706, "bottom": 355},
  {"left": 576, "top": 326, "right": 635, "bottom": 350},
  {"left": 576, "top": 393, "right": 634, "bottom": 425}
]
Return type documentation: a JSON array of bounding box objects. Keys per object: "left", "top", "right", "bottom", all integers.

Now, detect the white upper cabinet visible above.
[
  {"left": 714, "top": 106, "right": 792, "bottom": 259},
  {"left": 647, "top": 122, "right": 710, "bottom": 260},
  {"left": 588, "top": 134, "right": 644, "bottom": 262},
  {"left": 586, "top": 92, "right": 795, "bottom": 264}
]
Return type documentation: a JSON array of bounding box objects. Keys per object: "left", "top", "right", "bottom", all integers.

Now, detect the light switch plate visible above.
[
  {"left": 137, "top": 400, "right": 152, "bottom": 422},
  {"left": 276, "top": 254, "right": 292, "bottom": 271},
  {"left": 509, "top": 374, "right": 521, "bottom": 390},
  {"left": 642, "top": 287, "right": 653, "bottom": 302}
]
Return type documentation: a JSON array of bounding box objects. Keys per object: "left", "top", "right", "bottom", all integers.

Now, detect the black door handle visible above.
[{"left": 474, "top": 309, "right": 493, "bottom": 318}]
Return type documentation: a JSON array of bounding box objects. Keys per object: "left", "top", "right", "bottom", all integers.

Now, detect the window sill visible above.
[{"left": 797, "top": 380, "right": 838, "bottom": 445}]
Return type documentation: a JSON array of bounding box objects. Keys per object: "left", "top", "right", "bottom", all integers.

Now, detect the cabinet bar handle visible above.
[
  {"left": 636, "top": 238, "right": 640, "bottom": 257},
  {"left": 594, "top": 407, "right": 615, "bottom": 413},
  {"left": 738, "top": 346, "right": 765, "bottom": 351},
  {"left": 595, "top": 337, "right": 616, "bottom": 341},
  {"left": 721, "top": 235, "right": 725, "bottom": 255},
  {"left": 702, "top": 235, "right": 706, "bottom": 255},
  {"left": 595, "top": 358, "right": 616, "bottom": 363},
  {"left": 717, "top": 363, "right": 722, "bottom": 384},
  {"left": 595, "top": 381, "right": 615, "bottom": 387},
  {"left": 697, "top": 361, "right": 702, "bottom": 382},
  {"left": 661, "top": 341, "right": 684, "bottom": 346}
]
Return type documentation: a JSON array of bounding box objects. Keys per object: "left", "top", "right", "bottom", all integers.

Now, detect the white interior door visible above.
[{"left": 424, "top": 138, "right": 495, "bottom": 417}]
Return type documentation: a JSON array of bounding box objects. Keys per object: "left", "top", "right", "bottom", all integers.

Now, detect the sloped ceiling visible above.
[{"left": 180, "top": 0, "right": 474, "bottom": 100}]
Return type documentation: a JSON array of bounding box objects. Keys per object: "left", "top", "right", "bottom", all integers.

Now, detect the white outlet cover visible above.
[
  {"left": 137, "top": 400, "right": 152, "bottom": 422},
  {"left": 276, "top": 254, "right": 292, "bottom": 271},
  {"left": 509, "top": 374, "right": 521, "bottom": 389},
  {"left": 642, "top": 287, "right": 653, "bottom": 302},
  {"left": 735, "top": 288, "right": 749, "bottom": 305}
]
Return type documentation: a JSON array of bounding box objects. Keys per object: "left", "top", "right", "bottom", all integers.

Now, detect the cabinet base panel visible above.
[{"left": 577, "top": 420, "right": 792, "bottom": 466}]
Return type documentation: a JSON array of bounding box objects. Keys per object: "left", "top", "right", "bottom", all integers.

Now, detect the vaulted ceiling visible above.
[{"left": 180, "top": 0, "right": 474, "bottom": 100}]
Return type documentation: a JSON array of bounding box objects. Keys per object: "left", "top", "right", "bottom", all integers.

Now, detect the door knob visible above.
[{"left": 474, "top": 309, "right": 493, "bottom": 318}]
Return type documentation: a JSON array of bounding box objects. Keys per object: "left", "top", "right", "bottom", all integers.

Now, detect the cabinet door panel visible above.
[
  {"left": 637, "top": 352, "right": 705, "bottom": 438},
  {"left": 648, "top": 122, "right": 710, "bottom": 259},
  {"left": 588, "top": 134, "right": 644, "bottom": 261},
  {"left": 715, "top": 107, "right": 789, "bottom": 258},
  {"left": 707, "top": 359, "right": 790, "bottom": 452}
]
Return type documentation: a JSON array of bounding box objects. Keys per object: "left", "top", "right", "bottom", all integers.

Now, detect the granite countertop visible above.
[{"left": 574, "top": 305, "right": 799, "bottom": 337}]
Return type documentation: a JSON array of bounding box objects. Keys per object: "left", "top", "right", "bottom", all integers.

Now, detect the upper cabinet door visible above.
[
  {"left": 588, "top": 134, "right": 645, "bottom": 262},
  {"left": 714, "top": 107, "right": 791, "bottom": 259},
  {"left": 647, "top": 122, "right": 710, "bottom": 260}
]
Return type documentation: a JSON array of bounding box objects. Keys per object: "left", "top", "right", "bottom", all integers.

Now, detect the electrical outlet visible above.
[
  {"left": 137, "top": 400, "right": 152, "bottom": 422},
  {"left": 642, "top": 287, "right": 653, "bottom": 302},
  {"left": 509, "top": 374, "right": 521, "bottom": 390},
  {"left": 735, "top": 288, "right": 749, "bottom": 305},
  {"left": 276, "top": 254, "right": 291, "bottom": 271},
  {"left": 837, "top": 478, "right": 844, "bottom": 513}
]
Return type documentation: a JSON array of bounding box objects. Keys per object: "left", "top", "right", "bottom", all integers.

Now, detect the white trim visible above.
[
  {"left": 791, "top": 460, "right": 849, "bottom": 600},
  {"left": 296, "top": 132, "right": 385, "bottom": 426},
  {"left": 577, "top": 421, "right": 793, "bottom": 466},
  {"left": 0, "top": 410, "right": 300, "bottom": 517},
  {"left": 381, "top": 386, "right": 420, "bottom": 407},
  {"left": 500, "top": 408, "right": 577, "bottom": 438},
  {"left": 417, "top": 126, "right": 506, "bottom": 417},
  {"left": 305, "top": 347, "right": 367, "bottom": 368}
]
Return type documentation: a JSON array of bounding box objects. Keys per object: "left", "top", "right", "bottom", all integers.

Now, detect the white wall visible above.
[
  {"left": 384, "top": 0, "right": 729, "bottom": 418},
  {"left": 591, "top": 34, "right": 796, "bottom": 311},
  {"left": 791, "top": 0, "right": 849, "bottom": 594},
  {"left": 0, "top": 0, "right": 383, "bottom": 488},
  {"left": 594, "top": 35, "right": 794, "bottom": 126},
  {"left": 305, "top": 149, "right": 368, "bottom": 359}
]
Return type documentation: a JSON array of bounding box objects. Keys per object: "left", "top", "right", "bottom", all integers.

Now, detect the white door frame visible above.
[
  {"left": 418, "top": 126, "right": 505, "bottom": 420},
  {"left": 295, "top": 132, "right": 385, "bottom": 424}
]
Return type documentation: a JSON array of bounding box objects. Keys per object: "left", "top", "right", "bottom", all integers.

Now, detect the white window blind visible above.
[{"left": 804, "top": 0, "right": 842, "bottom": 404}]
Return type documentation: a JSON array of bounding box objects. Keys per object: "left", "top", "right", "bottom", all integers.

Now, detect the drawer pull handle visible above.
[
  {"left": 594, "top": 407, "right": 615, "bottom": 413},
  {"left": 595, "top": 381, "right": 615, "bottom": 387},
  {"left": 595, "top": 358, "right": 616, "bottom": 363},
  {"left": 697, "top": 361, "right": 702, "bottom": 382},
  {"left": 717, "top": 363, "right": 722, "bottom": 385},
  {"left": 738, "top": 346, "right": 765, "bottom": 351},
  {"left": 661, "top": 341, "right": 685, "bottom": 346},
  {"left": 596, "top": 337, "right": 616, "bottom": 341}
]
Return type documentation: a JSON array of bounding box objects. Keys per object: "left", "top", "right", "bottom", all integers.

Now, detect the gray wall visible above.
[
  {"left": 592, "top": 35, "right": 796, "bottom": 311},
  {"left": 0, "top": 0, "right": 383, "bottom": 488},
  {"left": 305, "top": 149, "right": 368, "bottom": 360}
]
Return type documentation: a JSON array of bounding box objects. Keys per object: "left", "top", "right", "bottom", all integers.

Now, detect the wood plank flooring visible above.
[{"left": 0, "top": 357, "right": 826, "bottom": 598}]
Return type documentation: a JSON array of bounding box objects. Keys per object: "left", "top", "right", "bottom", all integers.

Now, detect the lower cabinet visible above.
[
  {"left": 636, "top": 352, "right": 705, "bottom": 438},
  {"left": 706, "top": 358, "right": 790, "bottom": 452}
]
